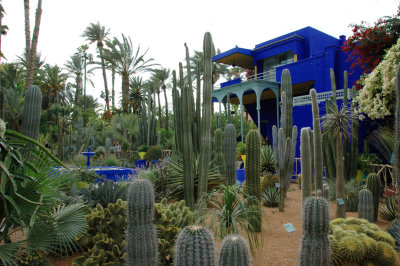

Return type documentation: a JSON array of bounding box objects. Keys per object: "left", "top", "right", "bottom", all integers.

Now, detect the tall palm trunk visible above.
[
  {"left": 24, "top": 0, "right": 42, "bottom": 89},
  {"left": 99, "top": 47, "right": 110, "bottom": 111},
  {"left": 122, "top": 73, "right": 129, "bottom": 112},
  {"left": 335, "top": 133, "right": 346, "bottom": 218},
  {"left": 162, "top": 85, "right": 168, "bottom": 130},
  {"left": 157, "top": 89, "right": 162, "bottom": 128},
  {"left": 83, "top": 54, "right": 87, "bottom": 125},
  {"left": 111, "top": 67, "right": 115, "bottom": 112}
]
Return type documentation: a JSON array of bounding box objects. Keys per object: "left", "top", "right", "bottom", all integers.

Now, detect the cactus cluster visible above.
[
  {"left": 329, "top": 217, "right": 398, "bottom": 265},
  {"left": 300, "top": 197, "right": 331, "bottom": 266},
  {"left": 154, "top": 198, "right": 198, "bottom": 264},
  {"left": 218, "top": 234, "right": 252, "bottom": 266},
  {"left": 126, "top": 179, "right": 158, "bottom": 266},
  {"left": 366, "top": 173, "right": 381, "bottom": 221},
  {"left": 358, "top": 189, "right": 374, "bottom": 222},
  {"left": 223, "top": 123, "right": 237, "bottom": 185}
]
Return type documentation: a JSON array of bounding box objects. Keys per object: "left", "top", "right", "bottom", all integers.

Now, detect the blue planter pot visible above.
[{"left": 236, "top": 169, "right": 246, "bottom": 185}]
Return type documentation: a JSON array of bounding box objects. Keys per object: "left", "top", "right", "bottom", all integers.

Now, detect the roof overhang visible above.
[{"left": 212, "top": 47, "right": 254, "bottom": 69}]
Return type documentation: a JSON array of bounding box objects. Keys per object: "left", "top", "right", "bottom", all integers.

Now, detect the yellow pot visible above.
[
  {"left": 356, "top": 169, "right": 362, "bottom": 182},
  {"left": 241, "top": 155, "right": 246, "bottom": 168},
  {"left": 139, "top": 152, "right": 146, "bottom": 160}
]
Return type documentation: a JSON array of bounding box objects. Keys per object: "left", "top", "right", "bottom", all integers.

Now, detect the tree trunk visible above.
[
  {"left": 157, "top": 89, "right": 162, "bottom": 128},
  {"left": 122, "top": 73, "right": 129, "bottom": 112},
  {"left": 24, "top": 0, "right": 42, "bottom": 89},
  {"left": 335, "top": 133, "right": 346, "bottom": 218},
  {"left": 162, "top": 86, "right": 168, "bottom": 130},
  {"left": 99, "top": 48, "right": 109, "bottom": 111},
  {"left": 111, "top": 68, "right": 115, "bottom": 112},
  {"left": 83, "top": 54, "right": 87, "bottom": 125}
]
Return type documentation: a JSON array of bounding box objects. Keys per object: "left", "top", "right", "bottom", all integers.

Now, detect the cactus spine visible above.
[
  {"left": 218, "top": 234, "right": 252, "bottom": 266},
  {"left": 198, "top": 32, "right": 214, "bottom": 197},
  {"left": 300, "top": 197, "right": 331, "bottom": 266},
  {"left": 126, "top": 179, "right": 158, "bottom": 266},
  {"left": 366, "top": 173, "right": 380, "bottom": 222},
  {"left": 214, "top": 128, "right": 225, "bottom": 175},
  {"left": 358, "top": 189, "right": 374, "bottom": 222},
  {"left": 223, "top": 124, "right": 237, "bottom": 185},
  {"left": 175, "top": 226, "right": 216, "bottom": 266},
  {"left": 21, "top": 85, "right": 42, "bottom": 140},
  {"left": 310, "top": 89, "right": 323, "bottom": 191},
  {"left": 301, "top": 127, "right": 312, "bottom": 201},
  {"left": 245, "top": 130, "right": 262, "bottom": 232}
]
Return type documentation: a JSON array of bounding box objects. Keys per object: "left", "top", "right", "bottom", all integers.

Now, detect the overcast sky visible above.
[{"left": 2, "top": 0, "right": 399, "bottom": 108}]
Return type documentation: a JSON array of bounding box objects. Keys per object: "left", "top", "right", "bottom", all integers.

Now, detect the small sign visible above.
[
  {"left": 337, "top": 198, "right": 345, "bottom": 205},
  {"left": 275, "top": 183, "right": 280, "bottom": 188},
  {"left": 284, "top": 223, "right": 296, "bottom": 233}
]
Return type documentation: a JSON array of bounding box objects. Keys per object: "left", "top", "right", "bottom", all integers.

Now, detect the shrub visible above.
[
  {"left": 138, "top": 144, "right": 150, "bottom": 152},
  {"left": 79, "top": 180, "right": 128, "bottom": 208},
  {"left": 144, "top": 146, "right": 162, "bottom": 161},
  {"left": 260, "top": 145, "right": 275, "bottom": 173},
  {"left": 261, "top": 187, "right": 280, "bottom": 207},
  {"left": 236, "top": 141, "right": 246, "bottom": 155},
  {"left": 380, "top": 197, "right": 398, "bottom": 222},
  {"left": 104, "top": 155, "right": 120, "bottom": 166}
]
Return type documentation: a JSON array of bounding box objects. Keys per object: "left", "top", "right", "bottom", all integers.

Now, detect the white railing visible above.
[{"left": 293, "top": 89, "right": 353, "bottom": 107}]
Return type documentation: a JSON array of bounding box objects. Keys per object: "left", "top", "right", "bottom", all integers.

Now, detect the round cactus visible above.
[
  {"left": 218, "top": 234, "right": 252, "bottom": 266},
  {"left": 338, "top": 236, "right": 366, "bottom": 263},
  {"left": 175, "top": 226, "right": 216, "bottom": 266},
  {"left": 358, "top": 189, "right": 374, "bottom": 223},
  {"left": 366, "top": 173, "right": 381, "bottom": 222},
  {"left": 375, "top": 241, "right": 399, "bottom": 265}
]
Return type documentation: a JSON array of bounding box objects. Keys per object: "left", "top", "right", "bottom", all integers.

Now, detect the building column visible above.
[
  {"left": 238, "top": 91, "right": 244, "bottom": 142},
  {"left": 256, "top": 90, "right": 261, "bottom": 133}
]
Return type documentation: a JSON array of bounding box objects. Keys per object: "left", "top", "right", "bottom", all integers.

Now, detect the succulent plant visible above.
[
  {"left": 21, "top": 85, "right": 42, "bottom": 141},
  {"left": 223, "top": 123, "right": 237, "bottom": 185},
  {"left": 366, "top": 173, "right": 381, "bottom": 222},
  {"left": 218, "top": 234, "right": 252, "bottom": 266},
  {"left": 358, "top": 189, "right": 374, "bottom": 222}
]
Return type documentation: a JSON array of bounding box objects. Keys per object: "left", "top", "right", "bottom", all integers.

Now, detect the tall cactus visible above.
[
  {"left": 76, "top": 117, "right": 83, "bottom": 153},
  {"left": 223, "top": 123, "right": 237, "bottom": 185},
  {"left": 175, "top": 226, "right": 216, "bottom": 266},
  {"left": 301, "top": 127, "right": 312, "bottom": 202},
  {"left": 323, "top": 183, "right": 330, "bottom": 201},
  {"left": 21, "top": 85, "right": 42, "bottom": 140},
  {"left": 366, "top": 173, "right": 380, "bottom": 222},
  {"left": 245, "top": 130, "right": 262, "bottom": 232},
  {"left": 57, "top": 116, "right": 64, "bottom": 161},
  {"left": 395, "top": 63, "right": 400, "bottom": 216},
  {"left": 105, "top": 138, "right": 111, "bottom": 156},
  {"left": 300, "top": 197, "right": 331, "bottom": 266},
  {"left": 358, "top": 189, "right": 374, "bottom": 223},
  {"left": 126, "top": 179, "right": 158, "bottom": 266},
  {"left": 198, "top": 32, "right": 214, "bottom": 197},
  {"left": 218, "top": 234, "right": 252, "bottom": 266},
  {"left": 310, "top": 89, "right": 323, "bottom": 191},
  {"left": 214, "top": 128, "right": 225, "bottom": 175}
]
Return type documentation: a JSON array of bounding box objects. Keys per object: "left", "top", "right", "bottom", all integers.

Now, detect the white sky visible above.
[{"left": 2, "top": 0, "right": 399, "bottom": 109}]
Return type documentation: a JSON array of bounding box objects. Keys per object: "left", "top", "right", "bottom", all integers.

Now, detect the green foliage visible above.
[
  {"left": 138, "top": 144, "right": 150, "bottom": 152},
  {"left": 154, "top": 198, "right": 198, "bottom": 265},
  {"left": 387, "top": 219, "right": 400, "bottom": 252},
  {"left": 103, "top": 155, "right": 120, "bottom": 166},
  {"left": 79, "top": 180, "right": 128, "bottom": 208},
  {"left": 198, "top": 185, "right": 262, "bottom": 251},
  {"left": 329, "top": 217, "right": 398, "bottom": 265},
  {"left": 236, "top": 141, "right": 246, "bottom": 155},
  {"left": 366, "top": 173, "right": 381, "bottom": 221},
  {"left": 174, "top": 226, "right": 215, "bottom": 266},
  {"left": 70, "top": 168, "right": 100, "bottom": 184},
  {"left": 74, "top": 199, "right": 127, "bottom": 265},
  {"left": 261, "top": 187, "right": 280, "bottom": 207},
  {"left": 17, "top": 250, "right": 48, "bottom": 265},
  {"left": 218, "top": 234, "right": 252, "bottom": 266},
  {"left": 379, "top": 197, "right": 398, "bottom": 222},
  {"left": 144, "top": 145, "right": 162, "bottom": 161},
  {"left": 260, "top": 145, "right": 275, "bottom": 173}
]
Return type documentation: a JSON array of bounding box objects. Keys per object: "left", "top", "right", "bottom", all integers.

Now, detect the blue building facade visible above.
[{"left": 212, "top": 26, "right": 363, "bottom": 156}]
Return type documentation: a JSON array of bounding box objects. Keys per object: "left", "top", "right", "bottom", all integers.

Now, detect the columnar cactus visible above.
[
  {"left": 223, "top": 123, "right": 237, "bottom": 185},
  {"left": 77, "top": 117, "right": 83, "bottom": 152},
  {"left": 245, "top": 130, "right": 262, "bottom": 232},
  {"left": 323, "top": 183, "right": 330, "bottom": 201},
  {"left": 358, "top": 189, "right": 374, "bottom": 222},
  {"left": 394, "top": 62, "right": 400, "bottom": 219},
  {"left": 21, "top": 85, "right": 42, "bottom": 140},
  {"left": 300, "top": 197, "right": 331, "bottom": 266},
  {"left": 105, "top": 138, "right": 111, "bottom": 156},
  {"left": 214, "top": 128, "right": 225, "bottom": 175},
  {"left": 218, "top": 234, "right": 252, "bottom": 266},
  {"left": 366, "top": 173, "right": 381, "bottom": 222},
  {"left": 175, "top": 226, "right": 216, "bottom": 266},
  {"left": 310, "top": 89, "right": 323, "bottom": 191},
  {"left": 301, "top": 127, "right": 312, "bottom": 202},
  {"left": 126, "top": 179, "right": 158, "bottom": 266}
]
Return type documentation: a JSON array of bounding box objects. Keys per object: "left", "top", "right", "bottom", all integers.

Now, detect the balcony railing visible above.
[{"left": 216, "top": 70, "right": 276, "bottom": 89}]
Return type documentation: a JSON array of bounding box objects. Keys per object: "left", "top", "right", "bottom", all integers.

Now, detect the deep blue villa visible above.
[{"left": 212, "top": 26, "right": 363, "bottom": 155}]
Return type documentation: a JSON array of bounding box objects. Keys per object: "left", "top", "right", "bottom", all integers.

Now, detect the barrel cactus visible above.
[
  {"left": 358, "top": 189, "right": 374, "bottom": 222},
  {"left": 300, "top": 197, "right": 330, "bottom": 266},
  {"left": 175, "top": 225, "right": 215, "bottom": 266},
  {"left": 366, "top": 173, "right": 381, "bottom": 221},
  {"left": 126, "top": 179, "right": 158, "bottom": 266},
  {"left": 223, "top": 123, "right": 237, "bottom": 185},
  {"left": 218, "top": 234, "right": 252, "bottom": 266}
]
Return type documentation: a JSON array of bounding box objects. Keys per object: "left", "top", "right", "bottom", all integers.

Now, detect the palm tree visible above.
[
  {"left": 81, "top": 22, "right": 111, "bottom": 112},
  {"left": 128, "top": 76, "right": 146, "bottom": 114},
  {"left": 189, "top": 49, "right": 230, "bottom": 84},
  {"left": 152, "top": 68, "right": 171, "bottom": 130},
  {"left": 102, "top": 34, "right": 156, "bottom": 113},
  {"left": 40, "top": 64, "right": 69, "bottom": 109},
  {"left": 0, "top": 0, "right": 8, "bottom": 61},
  {"left": 64, "top": 54, "right": 83, "bottom": 105},
  {"left": 323, "top": 102, "right": 356, "bottom": 218},
  {"left": 23, "top": 0, "right": 43, "bottom": 89}
]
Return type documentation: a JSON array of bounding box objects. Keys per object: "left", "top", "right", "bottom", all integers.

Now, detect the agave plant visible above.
[
  {"left": 262, "top": 187, "right": 280, "bottom": 207},
  {"left": 380, "top": 197, "right": 398, "bottom": 222},
  {"left": 260, "top": 145, "right": 275, "bottom": 173},
  {"left": 79, "top": 179, "right": 128, "bottom": 208},
  {"left": 165, "top": 153, "right": 225, "bottom": 202},
  {"left": 197, "top": 184, "right": 262, "bottom": 251},
  {"left": 387, "top": 219, "right": 400, "bottom": 252}
]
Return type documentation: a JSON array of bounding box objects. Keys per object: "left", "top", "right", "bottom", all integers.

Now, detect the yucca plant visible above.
[
  {"left": 380, "top": 197, "right": 398, "bottom": 222},
  {"left": 261, "top": 187, "right": 280, "bottom": 207},
  {"left": 197, "top": 185, "right": 262, "bottom": 251},
  {"left": 260, "top": 145, "right": 275, "bottom": 173},
  {"left": 165, "top": 153, "right": 225, "bottom": 202}
]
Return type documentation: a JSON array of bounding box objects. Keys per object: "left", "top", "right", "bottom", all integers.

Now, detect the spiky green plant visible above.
[
  {"left": 218, "top": 234, "right": 252, "bottom": 266},
  {"left": 261, "top": 187, "right": 280, "bottom": 207},
  {"left": 380, "top": 197, "right": 398, "bottom": 222}
]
